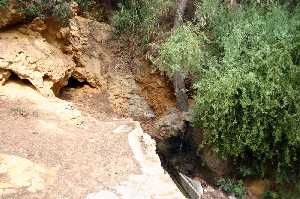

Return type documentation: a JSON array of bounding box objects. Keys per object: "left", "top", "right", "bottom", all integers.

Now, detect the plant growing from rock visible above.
[
  {"left": 158, "top": 0, "right": 300, "bottom": 185},
  {"left": 75, "top": 0, "right": 91, "bottom": 11},
  {"left": 17, "top": 0, "right": 71, "bottom": 23},
  {"left": 113, "top": 0, "right": 176, "bottom": 43},
  {"left": 0, "top": 0, "right": 8, "bottom": 8},
  {"left": 217, "top": 178, "right": 246, "bottom": 199}
]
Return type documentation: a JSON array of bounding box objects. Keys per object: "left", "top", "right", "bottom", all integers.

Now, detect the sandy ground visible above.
[
  {"left": 0, "top": 80, "right": 140, "bottom": 198},
  {"left": 0, "top": 78, "right": 185, "bottom": 199}
]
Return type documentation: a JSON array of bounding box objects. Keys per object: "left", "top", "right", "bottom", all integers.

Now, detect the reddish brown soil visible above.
[{"left": 133, "top": 59, "right": 176, "bottom": 117}]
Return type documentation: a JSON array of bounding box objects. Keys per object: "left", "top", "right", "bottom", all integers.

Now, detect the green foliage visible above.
[
  {"left": 75, "top": 0, "right": 92, "bottom": 11},
  {"left": 156, "top": 24, "right": 203, "bottom": 77},
  {"left": 113, "top": 0, "right": 158, "bottom": 36},
  {"left": 113, "top": 0, "right": 175, "bottom": 41},
  {"left": 193, "top": 1, "right": 300, "bottom": 182},
  {"left": 217, "top": 178, "right": 246, "bottom": 199},
  {"left": 238, "top": 166, "right": 257, "bottom": 178},
  {"left": 262, "top": 190, "right": 280, "bottom": 199},
  {"left": 52, "top": 1, "right": 71, "bottom": 24},
  {"left": 17, "top": 0, "right": 71, "bottom": 23},
  {"left": 158, "top": 0, "right": 300, "bottom": 183},
  {"left": 262, "top": 182, "right": 300, "bottom": 199},
  {"left": 21, "top": 4, "right": 42, "bottom": 17},
  {"left": 0, "top": 0, "right": 8, "bottom": 8},
  {"left": 16, "top": 0, "right": 96, "bottom": 24}
]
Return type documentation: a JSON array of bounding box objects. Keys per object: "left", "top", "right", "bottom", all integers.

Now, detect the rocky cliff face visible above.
[
  {"left": 64, "top": 16, "right": 113, "bottom": 89},
  {"left": 0, "top": 13, "right": 114, "bottom": 97},
  {"left": 0, "top": 26, "right": 76, "bottom": 97}
]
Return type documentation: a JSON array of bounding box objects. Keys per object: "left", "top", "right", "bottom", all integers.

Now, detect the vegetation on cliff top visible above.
[{"left": 0, "top": 0, "right": 92, "bottom": 24}]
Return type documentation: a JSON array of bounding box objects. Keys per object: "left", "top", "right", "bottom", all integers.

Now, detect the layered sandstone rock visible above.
[
  {"left": 0, "top": 26, "right": 76, "bottom": 97},
  {"left": 60, "top": 16, "right": 113, "bottom": 90},
  {"left": 0, "top": 14, "right": 115, "bottom": 97}
]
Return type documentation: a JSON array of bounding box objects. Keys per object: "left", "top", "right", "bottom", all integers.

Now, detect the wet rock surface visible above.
[{"left": 155, "top": 109, "right": 191, "bottom": 139}]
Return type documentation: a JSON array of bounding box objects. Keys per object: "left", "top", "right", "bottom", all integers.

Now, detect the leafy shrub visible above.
[
  {"left": 0, "top": 0, "right": 8, "bottom": 8},
  {"left": 113, "top": 0, "right": 175, "bottom": 41},
  {"left": 20, "top": 4, "right": 42, "bottom": 17},
  {"left": 156, "top": 24, "right": 203, "bottom": 77},
  {"left": 217, "top": 178, "right": 246, "bottom": 199},
  {"left": 262, "top": 182, "right": 300, "bottom": 199},
  {"left": 158, "top": 0, "right": 300, "bottom": 182},
  {"left": 192, "top": 1, "right": 300, "bottom": 182},
  {"left": 75, "top": 0, "right": 92, "bottom": 11},
  {"left": 16, "top": 0, "right": 97, "bottom": 24},
  {"left": 52, "top": 1, "right": 71, "bottom": 23},
  {"left": 17, "top": 0, "right": 71, "bottom": 23}
]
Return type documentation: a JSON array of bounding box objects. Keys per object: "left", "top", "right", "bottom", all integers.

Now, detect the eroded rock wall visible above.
[
  {"left": 60, "top": 16, "right": 113, "bottom": 90},
  {"left": 0, "top": 12, "right": 114, "bottom": 97},
  {"left": 0, "top": 26, "right": 76, "bottom": 97}
]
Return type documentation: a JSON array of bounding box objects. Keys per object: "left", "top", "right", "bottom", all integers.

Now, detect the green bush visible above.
[
  {"left": 0, "top": 0, "right": 8, "bottom": 8},
  {"left": 21, "top": 4, "right": 42, "bottom": 17},
  {"left": 156, "top": 24, "right": 203, "bottom": 77},
  {"left": 217, "top": 178, "right": 246, "bottom": 199},
  {"left": 113, "top": 0, "right": 175, "bottom": 41},
  {"left": 193, "top": 1, "right": 300, "bottom": 182},
  {"left": 75, "top": 0, "right": 92, "bottom": 11},
  {"left": 52, "top": 1, "right": 71, "bottom": 24},
  {"left": 16, "top": 0, "right": 96, "bottom": 24},
  {"left": 158, "top": 0, "right": 300, "bottom": 182},
  {"left": 262, "top": 182, "right": 300, "bottom": 199},
  {"left": 17, "top": 0, "right": 71, "bottom": 23}
]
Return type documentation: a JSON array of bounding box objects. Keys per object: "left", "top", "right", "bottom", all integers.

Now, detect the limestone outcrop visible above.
[
  {"left": 60, "top": 16, "right": 114, "bottom": 90},
  {"left": 0, "top": 16, "right": 116, "bottom": 97},
  {"left": 0, "top": 26, "right": 76, "bottom": 97},
  {"left": 0, "top": 69, "right": 11, "bottom": 85},
  {"left": 0, "top": 82, "right": 185, "bottom": 199}
]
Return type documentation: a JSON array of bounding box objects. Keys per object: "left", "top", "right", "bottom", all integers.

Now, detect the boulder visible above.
[
  {"left": 245, "top": 179, "right": 271, "bottom": 199},
  {"left": 178, "top": 172, "right": 203, "bottom": 199},
  {"left": 155, "top": 109, "right": 191, "bottom": 139},
  {"left": 201, "top": 146, "right": 232, "bottom": 177},
  {"left": 0, "top": 0, "right": 24, "bottom": 29},
  {"left": 0, "top": 26, "right": 76, "bottom": 97}
]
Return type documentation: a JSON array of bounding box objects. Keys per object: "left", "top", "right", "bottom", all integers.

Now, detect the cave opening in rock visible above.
[
  {"left": 8, "top": 72, "right": 36, "bottom": 90},
  {"left": 66, "top": 76, "right": 89, "bottom": 89},
  {"left": 59, "top": 76, "right": 92, "bottom": 100}
]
